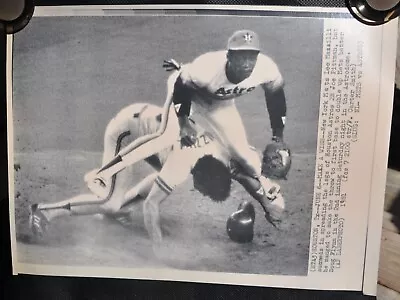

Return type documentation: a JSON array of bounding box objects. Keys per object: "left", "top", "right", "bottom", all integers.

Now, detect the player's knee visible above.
[{"left": 143, "top": 198, "right": 159, "bottom": 217}]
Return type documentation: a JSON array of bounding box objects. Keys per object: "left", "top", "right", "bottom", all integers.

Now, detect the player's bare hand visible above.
[
  {"left": 179, "top": 120, "right": 198, "bottom": 147},
  {"left": 180, "top": 134, "right": 197, "bottom": 147}
]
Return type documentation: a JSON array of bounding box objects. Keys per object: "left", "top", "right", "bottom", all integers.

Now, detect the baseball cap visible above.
[{"left": 227, "top": 30, "right": 260, "bottom": 51}]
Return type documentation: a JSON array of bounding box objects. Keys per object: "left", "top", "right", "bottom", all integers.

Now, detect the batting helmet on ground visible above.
[{"left": 226, "top": 201, "right": 256, "bottom": 243}]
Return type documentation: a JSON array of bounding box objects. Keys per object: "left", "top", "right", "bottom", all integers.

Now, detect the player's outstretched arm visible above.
[
  {"left": 260, "top": 57, "right": 287, "bottom": 141},
  {"left": 263, "top": 85, "right": 287, "bottom": 141},
  {"left": 232, "top": 170, "right": 283, "bottom": 228}
]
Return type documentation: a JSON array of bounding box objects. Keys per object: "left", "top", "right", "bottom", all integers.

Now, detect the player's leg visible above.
[
  {"left": 96, "top": 106, "right": 180, "bottom": 179},
  {"left": 198, "top": 101, "right": 263, "bottom": 179},
  {"left": 143, "top": 179, "right": 171, "bottom": 247},
  {"left": 35, "top": 194, "right": 104, "bottom": 221},
  {"left": 106, "top": 172, "right": 159, "bottom": 226},
  {"left": 143, "top": 146, "right": 191, "bottom": 247},
  {"left": 32, "top": 139, "right": 164, "bottom": 230},
  {"left": 123, "top": 172, "right": 158, "bottom": 205},
  {"left": 30, "top": 115, "right": 133, "bottom": 236},
  {"left": 33, "top": 174, "right": 128, "bottom": 223},
  {"left": 85, "top": 114, "right": 132, "bottom": 197},
  {"left": 196, "top": 102, "right": 287, "bottom": 225},
  {"left": 117, "top": 152, "right": 167, "bottom": 213},
  {"left": 30, "top": 170, "right": 157, "bottom": 238},
  {"left": 29, "top": 193, "right": 106, "bottom": 238},
  {"left": 98, "top": 171, "right": 158, "bottom": 215},
  {"left": 73, "top": 168, "right": 159, "bottom": 215},
  {"left": 87, "top": 105, "right": 168, "bottom": 208},
  {"left": 48, "top": 103, "right": 169, "bottom": 217}
]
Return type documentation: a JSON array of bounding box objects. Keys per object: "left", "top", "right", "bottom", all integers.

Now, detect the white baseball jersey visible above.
[
  {"left": 113, "top": 103, "right": 163, "bottom": 137},
  {"left": 105, "top": 103, "right": 172, "bottom": 168},
  {"left": 179, "top": 50, "right": 284, "bottom": 104},
  {"left": 106, "top": 103, "right": 229, "bottom": 191},
  {"left": 157, "top": 129, "right": 230, "bottom": 191}
]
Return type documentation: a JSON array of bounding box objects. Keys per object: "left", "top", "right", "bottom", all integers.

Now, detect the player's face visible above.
[{"left": 227, "top": 50, "right": 259, "bottom": 80}]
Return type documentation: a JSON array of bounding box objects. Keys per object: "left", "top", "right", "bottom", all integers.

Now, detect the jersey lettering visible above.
[
  {"left": 180, "top": 133, "right": 213, "bottom": 149},
  {"left": 215, "top": 86, "right": 256, "bottom": 96}
]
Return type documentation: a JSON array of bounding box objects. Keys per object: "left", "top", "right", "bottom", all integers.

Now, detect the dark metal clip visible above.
[
  {"left": 0, "top": 0, "right": 35, "bottom": 34},
  {"left": 346, "top": 0, "right": 400, "bottom": 26}
]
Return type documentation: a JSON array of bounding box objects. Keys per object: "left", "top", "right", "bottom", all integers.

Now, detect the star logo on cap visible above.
[{"left": 243, "top": 33, "right": 253, "bottom": 42}]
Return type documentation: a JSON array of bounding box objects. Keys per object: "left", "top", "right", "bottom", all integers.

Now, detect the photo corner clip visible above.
[
  {"left": 0, "top": 0, "right": 35, "bottom": 34},
  {"left": 346, "top": 0, "right": 400, "bottom": 26}
]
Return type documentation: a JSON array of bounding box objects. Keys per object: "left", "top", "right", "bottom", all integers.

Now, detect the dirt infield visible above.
[
  {"left": 10, "top": 15, "right": 323, "bottom": 276},
  {"left": 14, "top": 150, "right": 314, "bottom": 275}
]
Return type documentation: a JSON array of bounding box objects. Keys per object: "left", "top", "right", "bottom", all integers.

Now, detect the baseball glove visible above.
[{"left": 262, "top": 138, "right": 292, "bottom": 180}]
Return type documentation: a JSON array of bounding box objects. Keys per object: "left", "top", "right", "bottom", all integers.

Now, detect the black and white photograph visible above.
[{"left": 10, "top": 10, "right": 324, "bottom": 278}]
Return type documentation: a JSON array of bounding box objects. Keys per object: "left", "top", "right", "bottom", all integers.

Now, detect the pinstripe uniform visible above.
[
  {"left": 102, "top": 103, "right": 227, "bottom": 200},
  {"left": 101, "top": 103, "right": 173, "bottom": 203}
]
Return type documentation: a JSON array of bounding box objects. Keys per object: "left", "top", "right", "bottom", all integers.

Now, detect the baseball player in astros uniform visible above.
[
  {"left": 29, "top": 102, "right": 284, "bottom": 241},
  {"left": 88, "top": 29, "right": 287, "bottom": 205}
]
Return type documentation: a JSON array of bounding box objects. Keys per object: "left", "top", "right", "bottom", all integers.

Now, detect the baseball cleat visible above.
[{"left": 29, "top": 203, "right": 49, "bottom": 239}]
